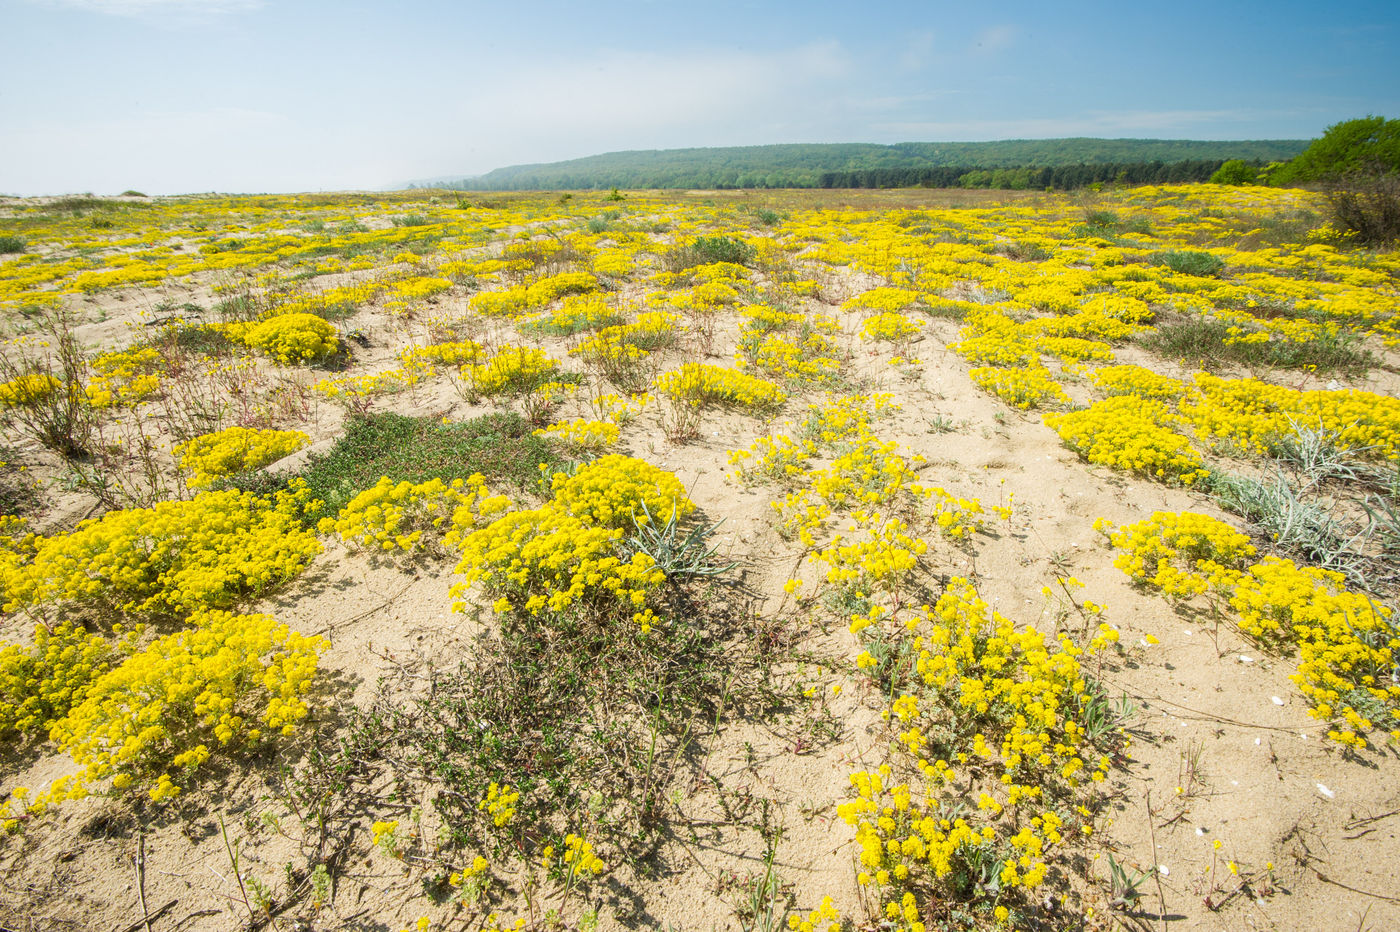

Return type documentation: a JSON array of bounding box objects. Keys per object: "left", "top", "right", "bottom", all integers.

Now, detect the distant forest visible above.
[{"left": 423, "top": 139, "right": 1310, "bottom": 191}]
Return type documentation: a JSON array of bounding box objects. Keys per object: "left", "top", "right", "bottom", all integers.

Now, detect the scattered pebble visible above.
[
  {"left": 1158, "top": 865, "right": 1170, "bottom": 876},
  {"left": 1239, "top": 655, "right": 1254, "bottom": 664},
  {"left": 1317, "top": 783, "right": 1335, "bottom": 799},
  {"left": 1271, "top": 696, "right": 1284, "bottom": 705}
]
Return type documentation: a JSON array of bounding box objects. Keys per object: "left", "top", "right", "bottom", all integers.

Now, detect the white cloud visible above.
[{"left": 27, "top": 0, "right": 261, "bottom": 17}]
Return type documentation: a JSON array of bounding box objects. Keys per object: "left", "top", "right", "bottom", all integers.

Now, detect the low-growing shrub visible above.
[
  {"left": 1151, "top": 250, "right": 1225, "bottom": 277},
  {"left": 173, "top": 426, "right": 310, "bottom": 489},
  {"left": 0, "top": 485, "right": 322, "bottom": 623},
  {"left": 243, "top": 313, "right": 339, "bottom": 364},
  {"left": 297, "top": 412, "right": 564, "bottom": 514},
  {"left": 665, "top": 235, "right": 755, "bottom": 271},
  {"left": 0, "top": 318, "right": 97, "bottom": 459},
  {"left": 1324, "top": 171, "right": 1400, "bottom": 244},
  {"left": 1044, "top": 397, "right": 1208, "bottom": 486},
  {"left": 48, "top": 608, "right": 327, "bottom": 801}
]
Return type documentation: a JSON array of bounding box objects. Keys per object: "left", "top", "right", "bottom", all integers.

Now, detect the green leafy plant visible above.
[{"left": 620, "top": 501, "right": 737, "bottom": 580}]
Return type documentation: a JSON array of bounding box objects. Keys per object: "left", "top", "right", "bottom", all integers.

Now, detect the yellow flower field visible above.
[{"left": 0, "top": 183, "right": 1397, "bottom": 931}]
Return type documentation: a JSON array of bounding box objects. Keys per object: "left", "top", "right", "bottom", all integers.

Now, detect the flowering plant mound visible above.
[
  {"left": 1045, "top": 397, "right": 1208, "bottom": 486},
  {"left": 1102, "top": 510, "right": 1400, "bottom": 749},
  {"left": 459, "top": 346, "right": 562, "bottom": 400},
  {"left": 1096, "top": 511, "right": 1256, "bottom": 603},
  {"left": 1, "top": 485, "right": 322, "bottom": 622},
  {"left": 451, "top": 456, "right": 695, "bottom": 631},
  {"left": 173, "top": 426, "right": 309, "bottom": 489},
  {"left": 653, "top": 362, "right": 786, "bottom": 411},
  {"left": 241, "top": 312, "right": 339, "bottom": 363},
  {"left": 0, "top": 373, "right": 61, "bottom": 407},
  {"left": 86, "top": 346, "right": 164, "bottom": 408},
  {"left": 47, "top": 608, "right": 327, "bottom": 802},
  {"left": 534, "top": 418, "right": 620, "bottom": 455},
  {"left": 548, "top": 455, "right": 694, "bottom": 530},
  {"left": 969, "top": 365, "right": 1069, "bottom": 410},
  {"left": 1090, "top": 364, "right": 1186, "bottom": 401},
  {"left": 859, "top": 312, "right": 922, "bottom": 345},
  {"left": 0, "top": 621, "right": 120, "bottom": 740},
  {"left": 320, "top": 475, "right": 510, "bottom": 555},
  {"left": 840, "top": 578, "right": 1122, "bottom": 928}
]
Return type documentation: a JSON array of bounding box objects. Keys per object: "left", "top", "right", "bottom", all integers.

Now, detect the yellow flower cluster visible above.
[
  {"left": 478, "top": 782, "right": 519, "bottom": 828},
  {"left": 399, "top": 339, "right": 484, "bottom": 370},
  {"left": 1090, "top": 364, "right": 1186, "bottom": 401},
  {"left": 574, "top": 311, "right": 682, "bottom": 357},
  {"left": 842, "top": 287, "right": 921, "bottom": 313},
  {"left": 1044, "top": 396, "right": 1208, "bottom": 485},
  {"left": 319, "top": 475, "right": 510, "bottom": 554},
  {"left": 562, "top": 832, "right": 605, "bottom": 875},
  {"left": 533, "top": 418, "right": 620, "bottom": 455},
  {"left": 86, "top": 346, "right": 163, "bottom": 408},
  {"left": 1182, "top": 373, "right": 1400, "bottom": 459},
  {"left": 458, "top": 346, "right": 561, "bottom": 399},
  {"left": 451, "top": 457, "right": 692, "bottom": 629},
  {"left": 1230, "top": 558, "right": 1399, "bottom": 749},
  {"left": 548, "top": 455, "right": 694, "bottom": 529},
  {"left": 46, "top": 608, "right": 326, "bottom": 802},
  {"left": 1, "top": 485, "right": 321, "bottom": 621},
  {"left": 859, "top": 312, "right": 923, "bottom": 345},
  {"left": 838, "top": 578, "right": 1121, "bottom": 928},
  {"left": 523, "top": 270, "right": 598, "bottom": 306},
  {"left": 385, "top": 275, "right": 453, "bottom": 309},
  {"left": 653, "top": 362, "right": 786, "bottom": 411},
  {"left": 525, "top": 293, "right": 623, "bottom": 336},
  {"left": 1095, "top": 512, "right": 1256, "bottom": 603},
  {"left": 173, "top": 426, "right": 309, "bottom": 489},
  {"left": 0, "top": 373, "right": 60, "bottom": 407},
  {"left": 0, "top": 621, "right": 119, "bottom": 739},
  {"left": 950, "top": 311, "right": 1037, "bottom": 367},
  {"left": 969, "top": 364, "right": 1069, "bottom": 409},
  {"left": 584, "top": 390, "right": 651, "bottom": 425},
  {"left": 735, "top": 306, "right": 843, "bottom": 384},
  {"left": 787, "top": 896, "right": 841, "bottom": 932},
  {"left": 238, "top": 312, "right": 338, "bottom": 364},
  {"left": 315, "top": 367, "right": 418, "bottom": 403},
  {"left": 814, "top": 516, "right": 927, "bottom": 599}
]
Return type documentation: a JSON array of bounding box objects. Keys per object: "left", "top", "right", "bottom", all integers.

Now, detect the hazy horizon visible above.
[{"left": 3, "top": 0, "right": 1397, "bottom": 197}]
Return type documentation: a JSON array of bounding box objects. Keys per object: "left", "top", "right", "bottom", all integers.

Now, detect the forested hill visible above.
[{"left": 427, "top": 139, "right": 1309, "bottom": 190}]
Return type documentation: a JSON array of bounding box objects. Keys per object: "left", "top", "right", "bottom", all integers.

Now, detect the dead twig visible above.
[
  {"left": 134, "top": 832, "right": 152, "bottom": 932},
  {"left": 1145, "top": 790, "right": 1168, "bottom": 932},
  {"left": 113, "top": 899, "right": 176, "bottom": 932},
  {"left": 1305, "top": 862, "right": 1400, "bottom": 904}
]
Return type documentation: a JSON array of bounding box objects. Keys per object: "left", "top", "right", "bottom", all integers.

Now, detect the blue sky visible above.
[{"left": 2, "top": 0, "right": 1397, "bottom": 195}]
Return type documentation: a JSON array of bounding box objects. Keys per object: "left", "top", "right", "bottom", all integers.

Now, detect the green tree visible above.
[
  {"left": 1209, "top": 159, "right": 1257, "bottom": 185},
  {"left": 1274, "top": 116, "right": 1400, "bottom": 184}
]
